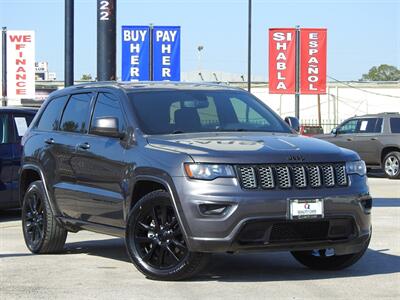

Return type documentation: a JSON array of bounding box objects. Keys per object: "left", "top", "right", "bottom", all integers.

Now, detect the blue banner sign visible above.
[
  {"left": 152, "top": 26, "right": 181, "bottom": 81},
  {"left": 121, "top": 26, "right": 150, "bottom": 81}
]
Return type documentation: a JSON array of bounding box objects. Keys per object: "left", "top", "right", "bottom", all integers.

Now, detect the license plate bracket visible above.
[{"left": 289, "top": 199, "right": 324, "bottom": 220}]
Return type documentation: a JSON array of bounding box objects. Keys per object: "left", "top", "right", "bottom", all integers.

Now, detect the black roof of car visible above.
[
  {"left": 48, "top": 81, "right": 242, "bottom": 99},
  {"left": 0, "top": 106, "right": 38, "bottom": 114}
]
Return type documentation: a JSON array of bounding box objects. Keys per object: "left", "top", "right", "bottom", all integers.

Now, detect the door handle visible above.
[
  {"left": 370, "top": 137, "right": 377, "bottom": 141},
  {"left": 44, "top": 138, "right": 55, "bottom": 145},
  {"left": 77, "top": 142, "right": 90, "bottom": 150},
  {"left": 346, "top": 138, "right": 353, "bottom": 141}
]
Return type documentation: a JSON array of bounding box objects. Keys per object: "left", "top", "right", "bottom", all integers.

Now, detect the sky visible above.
[{"left": 0, "top": 0, "right": 399, "bottom": 81}]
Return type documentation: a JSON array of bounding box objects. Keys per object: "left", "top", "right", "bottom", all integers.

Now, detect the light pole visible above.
[
  {"left": 197, "top": 45, "right": 204, "bottom": 73},
  {"left": 97, "top": 0, "right": 117, "bottom": 81},
  {"left": 247, "top": 0, "right": 252, "bottom": 92},
  {"left": 64, "top": 0, "right": 74, "bottom": 87}
]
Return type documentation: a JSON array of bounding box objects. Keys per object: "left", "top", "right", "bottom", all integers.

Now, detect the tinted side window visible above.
[
  {"left": 37, "top": 96, "right": 68, "bottom": 131},
  {"left": 390, "top": 118, "right": 400, "bottom": 133},
  {"left": 375, "top": 118, "right": 383, "bottom": 133},
  {"left": 0, "top": 114, "right": 10, "bottom": 144},
  {"left": 338, "top": 119, "right": 358, "bottom": 134},
  {"left": 356, "top": 118, "right": 380, "bottom": 133},
  {"left": 60, "top": 93, "right": 92, "bottom": 133},
  {"left": 90, "top": 93, "right": 126, "bottom": 134}
]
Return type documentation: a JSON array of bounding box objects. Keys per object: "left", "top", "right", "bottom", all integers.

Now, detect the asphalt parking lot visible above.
[{"left": 1, "top": 176, "right": 399, "bottom": 300}]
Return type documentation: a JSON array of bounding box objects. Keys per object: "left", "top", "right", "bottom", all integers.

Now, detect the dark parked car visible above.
[
  {"left": 315, "top": 113, "right": 400, "bottom": 179},
  {"left": 0, "top": 107, "right": 37, "bottom": 209},
  {"left": 20, "top": 82, "right": 371, "bottom": 280}
]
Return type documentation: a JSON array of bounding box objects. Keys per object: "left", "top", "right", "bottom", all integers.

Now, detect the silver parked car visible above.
[{"left": 315, "top": 112, "right": 400, "bottom": 179}]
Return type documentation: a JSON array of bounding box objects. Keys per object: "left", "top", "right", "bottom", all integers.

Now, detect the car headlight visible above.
[
  {"left": 184, "top": 163, "right": 235, "bottom": 180},
  {"left": 346, "top": 160, "right": 366, "bottom": 176}
]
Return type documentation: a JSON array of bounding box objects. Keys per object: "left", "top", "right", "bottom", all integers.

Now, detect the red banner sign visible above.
[
  {"left": 300, "top": 28, "right": 327, "bottom": 94},
  {"left": 268, "top": 28, "right": 296, "bottom": 94}
]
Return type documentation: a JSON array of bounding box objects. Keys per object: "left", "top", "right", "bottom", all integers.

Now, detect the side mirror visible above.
[
  {"left": 331, "top": 128, "right": 338, "bottom": 135},
  {"left": 285, "top": 116, "right": 300, "bottom": 132},
  {"left": 91, "top": 117, "right": 124, "bottom": 139}
]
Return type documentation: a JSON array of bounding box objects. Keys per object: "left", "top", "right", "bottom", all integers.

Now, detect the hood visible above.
[{"left": 147, "top": 132, "right": 359, "bottom": 164}]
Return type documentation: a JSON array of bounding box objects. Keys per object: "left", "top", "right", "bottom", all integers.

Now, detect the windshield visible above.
[{"left": 128, "top": 89, "right": 291, "bottom": 135}]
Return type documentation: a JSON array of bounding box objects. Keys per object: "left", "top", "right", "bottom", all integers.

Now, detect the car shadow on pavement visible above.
[
  {"left": 197, "top": 249, "right": 400, "bottom": 282},
  {"left": 0, "top": 209, "right": 21, "bottom": 222},
  {"left": 60, "top": 238, "right": 400, "bottom": 282},
  {"left": 64, "top": 238, "right": 131, "bottom": 263},
  {"left": 367, "top": 170, "right": 386, "bottom": 178}
]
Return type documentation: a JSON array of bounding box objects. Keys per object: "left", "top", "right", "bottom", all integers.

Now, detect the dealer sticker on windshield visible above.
[{"left": 289, "top": 199, "right": 324, "bottom": 219}]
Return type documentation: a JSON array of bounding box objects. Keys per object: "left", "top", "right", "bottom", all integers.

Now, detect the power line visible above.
[{"left": 327, "top": 76, "right": 400, "bottom": 99}]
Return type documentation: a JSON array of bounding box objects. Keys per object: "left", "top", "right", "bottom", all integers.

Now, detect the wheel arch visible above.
[
  {"left": 126, "top": 170, "right": 192, "bottom": 241},
  {"left": 381, "top": 146, "right": 400, "bottom": 164},
  {"left": 19, "top": 164, "right": 58, "bottom": 215}
]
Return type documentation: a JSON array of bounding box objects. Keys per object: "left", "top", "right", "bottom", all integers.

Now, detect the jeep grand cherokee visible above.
[{"left": 20, "top": 82, "right": 372, "bottom": 280}]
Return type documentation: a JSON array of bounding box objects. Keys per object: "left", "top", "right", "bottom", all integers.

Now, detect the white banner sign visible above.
[{"left": 6, "top": 30, "right": 35, "bottom": 99}]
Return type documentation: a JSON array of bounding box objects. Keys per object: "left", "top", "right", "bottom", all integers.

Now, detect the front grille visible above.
[
  {"left": 237, "top": 163, "right": 348, "bottom": 190},
  {"left": 236, "top": 218, "right": 355, "bottom": 245},
  {"left": 269, "top": 221, "right": 329, "bottom": 242},
  {"left": 259, "top": 167, "right": 274, "bottom": 189},
  {"left": 275, "top": 166, "right": 291, "bottom": 188},
  {"left": 238, "top": 167, "right": 257, "bottom": 189},
  {"left": 335, "top": 164, "right": 348, "bottom": 186}
]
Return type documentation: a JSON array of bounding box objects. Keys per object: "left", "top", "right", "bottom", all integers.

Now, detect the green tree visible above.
[
  {"left": 80, "top": 74, "right": 93, "bottom": 81},
  {"left": 361, "top": 64, "right": 400, "bottom": 81}
]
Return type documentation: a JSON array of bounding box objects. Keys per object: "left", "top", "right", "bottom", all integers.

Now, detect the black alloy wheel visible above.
[
  {"left": 126, "top": 190, "right": 209, "bottom": 280},
  {"left": 133, "top": 203, "right": 188, "bottom": 269},
  {"left": 22, "top": 181, "right": 67, "bottom": 254},
  {"left": 23, "top": 190, "right": 45, "bottom": 250}
]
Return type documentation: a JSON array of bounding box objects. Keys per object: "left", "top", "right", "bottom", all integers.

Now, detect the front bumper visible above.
[{"left": 172, "top": 174, "right": 372, "bottom": 254}]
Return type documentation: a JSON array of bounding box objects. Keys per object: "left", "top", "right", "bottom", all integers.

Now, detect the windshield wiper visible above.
[{"left": 217, "top": 128, "right": 249, "bottom": 132}]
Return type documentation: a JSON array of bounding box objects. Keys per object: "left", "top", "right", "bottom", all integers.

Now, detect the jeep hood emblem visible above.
[{"left": 287, "top": 155, "right": 305, "bottom": 162}]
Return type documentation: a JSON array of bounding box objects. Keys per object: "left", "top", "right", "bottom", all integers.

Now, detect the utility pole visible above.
[
  {"left": 97, "top": 0, "right": 116, "bottom": 81},
  {"left": 64, "top": 0, "right": 74, "bottom": 87},
  {"left": 247, "top": 0, "right": 252, "bottom": 92}
]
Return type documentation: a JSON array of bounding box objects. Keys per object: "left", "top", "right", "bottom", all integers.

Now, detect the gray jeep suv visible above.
[{"left": 20, "top": 82, "right": 372, "bottom": 280}]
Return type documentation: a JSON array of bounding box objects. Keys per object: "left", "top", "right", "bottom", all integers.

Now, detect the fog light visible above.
[
  {"left": 199, "top": 204, "right": 229, "bottom": 215},
  {"left": 360, "top": 197, "right": 372, "bottom": 212}
]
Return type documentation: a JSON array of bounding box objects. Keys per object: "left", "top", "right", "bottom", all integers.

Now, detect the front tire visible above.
[
  {"left": 125, "top": 190, "right": 209, "bottom": 281},
  {"left": 383, "top": 151, "right": 400, "bottom": 179},
  {"left": 291, "top": 236, "right": 370, "bottom": 270},
  {"left": 22, "top": 180, "right": 67, "bottom": 253}
]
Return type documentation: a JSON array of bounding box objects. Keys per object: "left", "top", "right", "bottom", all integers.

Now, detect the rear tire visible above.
[
  {"left": 383, "top": 151, "right": 400, "bottom": 179},
  {"left": 22, "top": 180, "right": 67, "bottom": 254},
  {"left": 291, "top": 236, "right": 370, "bottom": 270},
  {"left": 125, "top": 190, "right": 209, "bottom": 281}
]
